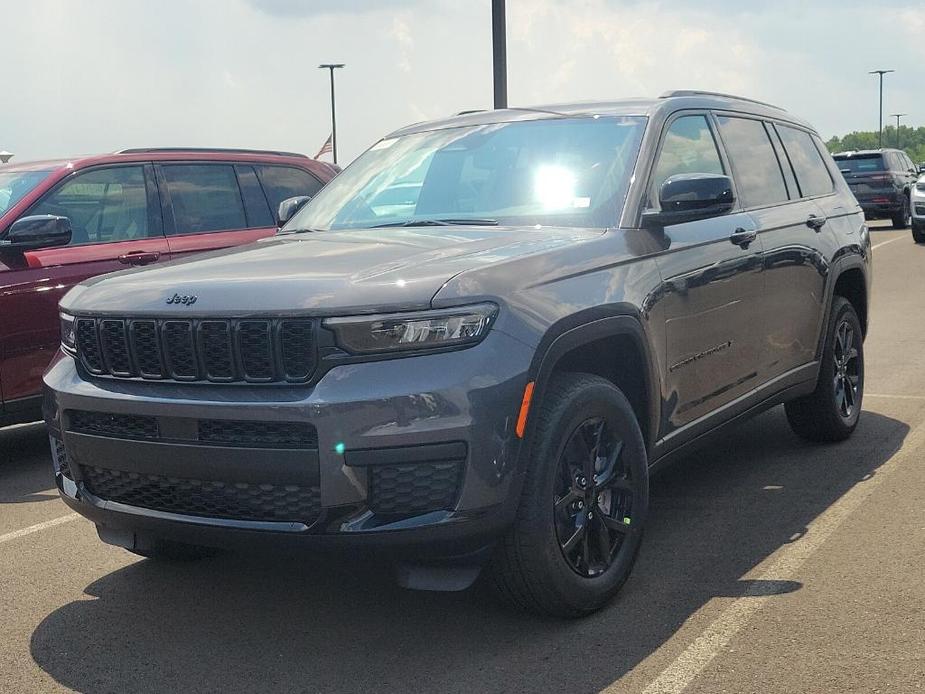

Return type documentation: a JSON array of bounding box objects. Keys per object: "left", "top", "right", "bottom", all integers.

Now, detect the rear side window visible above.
[
  {"left": 776, "top": 125, "right": 833, "bottom": 198},
  {"left": 162, "top": 164, "right": 247, "bottom": 235},
  {"left": 716, "top": 116, "right": 788, "bottom": 207},
  {"left": 31, "top": 165, "right": 152, "bottom": 245},
  {"left": 651, "top": 115, "right": 725, "bottom": 196},
  {"left": 255, "top": 166, "right": 323, "bottom": 214}
]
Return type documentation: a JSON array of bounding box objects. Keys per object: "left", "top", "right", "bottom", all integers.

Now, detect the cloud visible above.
[{"left": 246, "top": 0, "right": 413, "bottom": 17}]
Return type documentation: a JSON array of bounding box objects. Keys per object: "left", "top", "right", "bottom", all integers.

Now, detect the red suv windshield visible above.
[{"left": 0, "top": 169, "right": 54, "bottom": 216}]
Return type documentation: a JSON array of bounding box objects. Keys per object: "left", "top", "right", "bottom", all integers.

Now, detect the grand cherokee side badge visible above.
[{"left": 166, "top": 293, "right": 197, "bottom": 305}]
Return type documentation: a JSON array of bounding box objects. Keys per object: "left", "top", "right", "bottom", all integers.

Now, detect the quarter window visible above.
[
  {"left": 775, "top": 125, "right": 834, "bottom": 198},
  {"left": 652, "top": 115, "right": 725, "bottom": 197},
  {"left": 716, "top": 116, "right": 789, "bottom": 207},
  {"left": 31, "top": 166, "right": 151, "bottom": 245},
  {"left": 162, "top": 164, "right": 247, "bottom": 235}
]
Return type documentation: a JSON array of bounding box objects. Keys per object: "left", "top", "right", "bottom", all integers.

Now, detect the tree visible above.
[{"left": 826, "top": 126, "right": 925, "bottom": 164}]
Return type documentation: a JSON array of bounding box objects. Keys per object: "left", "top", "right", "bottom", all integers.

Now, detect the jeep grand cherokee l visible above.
[
  {"left": 833, "top": 148, "right": 917, "bottom": 228},
  {"left": 44, "top": 92, "right": 870, "bottom": 617},
  {"left": 0, "top": 148, "right": 335, "bottom": 427}
]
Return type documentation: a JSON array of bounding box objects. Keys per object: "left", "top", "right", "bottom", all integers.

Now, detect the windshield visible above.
[
  {"left": 834, "top": 155, "right": 885, "bottom": 174},
  {"left": 287, "top": 116, "right": 647, "bottom": 232},
  {"left": 0, "top": 170, "right": 53, "bottom": 217}
]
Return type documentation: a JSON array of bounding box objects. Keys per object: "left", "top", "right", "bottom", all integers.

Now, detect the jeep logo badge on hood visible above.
[{"left": 166, "top": 293, "right": 197, "bottom": 305}]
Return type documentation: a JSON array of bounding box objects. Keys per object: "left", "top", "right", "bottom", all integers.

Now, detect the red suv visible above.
[{"left": 0, "top": 148, "right": 336, "bottom": 426}]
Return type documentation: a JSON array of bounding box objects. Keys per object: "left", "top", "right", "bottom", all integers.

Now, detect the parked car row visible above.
[
  {"left": 832, "top": 148, "right": 917, "bottom": 228},
  {"left": 0, "top": 148, "right": 336, "bottom": 426}
]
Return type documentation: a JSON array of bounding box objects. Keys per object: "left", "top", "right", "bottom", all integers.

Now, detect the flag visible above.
[{"left": 315, "top": 134, "right": 333, "bottom": 160}]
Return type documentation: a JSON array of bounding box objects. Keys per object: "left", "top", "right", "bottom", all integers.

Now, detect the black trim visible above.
[{"left": 345, "top": 442, "right": 467, "bottom": 467}]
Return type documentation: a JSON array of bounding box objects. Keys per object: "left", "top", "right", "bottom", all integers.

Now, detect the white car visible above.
[{"left": 912, "top": 174, "right": 925, "bottom": 243}]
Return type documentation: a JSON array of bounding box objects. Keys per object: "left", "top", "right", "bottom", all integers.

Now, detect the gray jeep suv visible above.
[{"left": 44, "top": 91, "right": 871, "bottom": 617}]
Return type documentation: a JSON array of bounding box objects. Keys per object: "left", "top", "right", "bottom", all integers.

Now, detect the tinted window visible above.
[
  {"left": 31, "top": 166, "right": 151, "bottom": 245},
  {"left": 256, "top": 166, "right": 324, "bottom": 214},
  {"left": 716, "top": 116, "right": 788, "bottom": 207},
  {"left": 234, "top": 165, "right": 274, "bottom": 227},
  {"left": 162, "top": 165, "right": 246, "bottom": 235},
  {"left": 776, "top": 125, "right": 833, "bottom": 197},
  {"left": 834, "top": 154, "right": 885, "bottom": 173},
  {"left": 652, "top": 115, "right": 724, "bottom": 195}
]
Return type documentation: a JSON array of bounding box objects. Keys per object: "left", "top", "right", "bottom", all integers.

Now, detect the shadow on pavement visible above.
[
  {"left": 30, "top": 407, "right": 907, "bottom": 693},
  {"left": 0, "top": 422, "right": 57, "bottom": 504}
]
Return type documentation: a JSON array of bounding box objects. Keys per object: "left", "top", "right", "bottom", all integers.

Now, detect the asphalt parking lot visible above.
[{"left": 1, "top": 220, "right": 923, "bottom": 694}]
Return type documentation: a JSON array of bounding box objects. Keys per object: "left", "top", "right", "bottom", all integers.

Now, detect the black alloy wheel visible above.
[
  {"left": 554, "top": 418, "right": 636, "bottom": 577},
  {"left": 832, "top": 318, "right": 861, "bottom": 420}
]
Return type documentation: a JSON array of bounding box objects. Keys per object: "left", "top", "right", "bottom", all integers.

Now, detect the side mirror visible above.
[
  {"left": 642, "top": 173, "right": 735, "bottom": 227},
  {"left": 0, "top": 215, "right": 72, "bottom": 252},
  {"left": 277, "top": 195, "right": 312, "bottom": 228}
]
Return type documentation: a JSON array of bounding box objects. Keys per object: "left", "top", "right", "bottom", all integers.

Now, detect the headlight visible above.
[
  {"left": 60, "top": 313, "right": 76, "bottom": 352},
  {"left": 915, "top": 181, "right": 925, "bottom": 194},
  {"left": 324, "top": 303, "right": 498, "bottom": 354}
]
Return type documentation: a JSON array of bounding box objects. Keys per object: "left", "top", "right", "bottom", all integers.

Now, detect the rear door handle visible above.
[
  {"left": 730, "top": 227, "right": 757, "bottom": 248},
  {"left": 118, "top": 251, "right": 161, "bottom": 265},
  {"left": 806, "top": 214, "right": 827, "bottom": 231}
]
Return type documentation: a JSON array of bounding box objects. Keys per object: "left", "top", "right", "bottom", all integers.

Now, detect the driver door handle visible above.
[
  {"left": 118, "top": 251, "right": 161, "bottom": 266},
  {"left": 806, "top": 214, "right": 828, "bottom": 231},
  {"left": 730, "top": 227, "right": 757, "bottom": 248}
]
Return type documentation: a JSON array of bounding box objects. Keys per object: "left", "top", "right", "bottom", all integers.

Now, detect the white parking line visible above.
[
  {"left": 872, "top": 236, "right": 904, "bottom": 251},
  {"left": 866, "top": 393, "right": 925, "bottom": 401},
  {"left": 614, "top": 417, "right": 925, "bottom": 694},
  {"left": 0, "top": 513, "right": 80, "bottom": 546}
]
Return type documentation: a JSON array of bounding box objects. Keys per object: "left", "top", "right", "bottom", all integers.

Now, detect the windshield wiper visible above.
[{"left": 372, "top": 217, "right": 499, "bottom": 228}]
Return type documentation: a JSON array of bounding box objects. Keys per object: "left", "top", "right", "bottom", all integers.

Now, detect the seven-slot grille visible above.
[{"left": 73, "top": 317, "right": 315, "bottom": 383}]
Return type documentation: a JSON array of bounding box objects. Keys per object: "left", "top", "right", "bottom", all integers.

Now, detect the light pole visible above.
[
  {"left": 318, "top": 63, "right": 345, "bottom": 165},
  {"left": 869, "top": 69, "right": 895, "bottom": 149},
  {"left": 492, "top": 0, "right": 507, "bottom": 109},
  {"left": 890, "top": 113, "right": 908, "bottom": 149}
]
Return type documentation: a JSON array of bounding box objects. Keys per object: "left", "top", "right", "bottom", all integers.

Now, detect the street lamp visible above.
[
  {"left": 318, "top": 63, "right": 345, "bottom": 165},
  {"left": 869, "top": 69, "right": 895, "bottom": 149},
  {"left": 492, "top": 0, "right": 507, "bottom": 109},
  {"left": 890, "top": 113, "right": 908, "bottom": 149}
]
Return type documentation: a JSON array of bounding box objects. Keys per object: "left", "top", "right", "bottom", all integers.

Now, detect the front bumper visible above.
[{"left": 43, "top": 330, "right": 534, "bottom": 557}]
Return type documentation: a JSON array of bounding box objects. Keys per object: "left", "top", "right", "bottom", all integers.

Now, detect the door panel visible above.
[
  {"left": 0, "top": 164, "right": 167, "bottom": 403},
  {"left": 655, "top": 213, "right": 764, "bottom": 432}
]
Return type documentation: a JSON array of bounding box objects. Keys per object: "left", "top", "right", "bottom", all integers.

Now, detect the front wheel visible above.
[
  {"left": 785, "top": 297, "right": 864, "bottom": 442},
  {"left": 912, "top": 219, "right": 925, "bottom": 243},
  {"left": 490, "top": 373, "right": 648, "bottom": 618}
]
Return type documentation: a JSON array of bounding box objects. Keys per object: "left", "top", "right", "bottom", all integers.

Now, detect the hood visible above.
[{"left": 61, "top": 226, "right": 603, "bottom": 315}]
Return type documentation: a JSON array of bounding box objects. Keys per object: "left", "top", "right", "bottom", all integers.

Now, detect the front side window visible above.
[
  {"left": 31, "top": 166, "right": 151, "bottom": 245},
  {"left": 286, "top": 116, "right": 647, "bottom": 231},
  {"left": 651, "top": 115, "right": 725, "bottom": 197},
  {"left": 776, "top": 125, "right": 833, "bottom": 198},
  {"left": 162, "top": 164, "right": 246, "bottom": 235},
  {"left": 716, "top": 116, "right": 789, "bottom": 207},
  {"left": 0, "top": 169, "right": 53, "bottom": 218},
  {"left": 256, "top": 165, "right": 324, "bottom": 213}
]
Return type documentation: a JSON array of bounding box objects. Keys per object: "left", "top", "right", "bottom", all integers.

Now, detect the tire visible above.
[
  {"left": 128, "top": 537, "right": 218, "bottom": 561},
  {"left": 785, "top": 297, "right": 864, "bottom": 442},
  {"left": 891, "top": 195, "right": 911, "bottom": 229},
  {"left": 912, "top": 220, "right": 925, "bottom": 244},
  {"left": 490, "top": 373, "right": 648, "bottom": 618}
]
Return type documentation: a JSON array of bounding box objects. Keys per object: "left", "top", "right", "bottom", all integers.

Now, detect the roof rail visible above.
[
  {"left": 115, "top": 147, "right": 309, "bottom": 158},
  {"left": 456, "top": 109, "right": 485, "bottom": 116},
  {"left": 659, "top": 90, "right": 783, "bottom": 111}
]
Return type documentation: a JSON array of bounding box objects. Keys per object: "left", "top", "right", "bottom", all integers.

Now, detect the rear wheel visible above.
[
  {"left": 490, "top": 373, "right": 648, "bottom": 618},
  {"left": 891, "top": 195, "right": 911, "bottom": 229},
  {"left": 785, "top": 297, "right": 863, "bottom": 442}
]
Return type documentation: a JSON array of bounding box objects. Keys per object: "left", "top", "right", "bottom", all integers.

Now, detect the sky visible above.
[{"left": 3, "top": 0, "right": 924, "bottom": 164}]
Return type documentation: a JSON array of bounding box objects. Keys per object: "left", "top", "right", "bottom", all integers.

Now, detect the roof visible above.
[
  {"left": 387, "top": 91, "right": 814, "bottom": 139},
  {"left": 0, "top": 147, "right": 325, "bottom": 174},
  {"left": 832, "top": 149, "right": 902, "bottom": 157}
]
